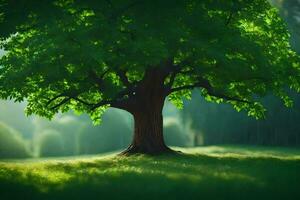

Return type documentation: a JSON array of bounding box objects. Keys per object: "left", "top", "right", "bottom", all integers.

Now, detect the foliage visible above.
[
  {"left": 0, "top": 146, "right": 300, "bottom": 200},
  {"left": 0, "top": 0, "right": 299, "bottom": 122},
  {"left": 0, "top": 122, "right": 30, "bottom": 158}
]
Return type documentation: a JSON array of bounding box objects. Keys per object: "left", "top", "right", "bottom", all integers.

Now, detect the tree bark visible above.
[
  {"left": 123, "top": 106, "right": 172, "bottom": 155},
  {"left": 121, "top": 67, "right": 174, "bottom": 155}
]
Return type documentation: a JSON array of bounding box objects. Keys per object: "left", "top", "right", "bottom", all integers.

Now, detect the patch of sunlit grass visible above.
[
  {"left": 178, "top": 145, "right": 300, "bottom": 160},
  {"left": 0, "top": 145, "right": 300, "bottom": 200}
]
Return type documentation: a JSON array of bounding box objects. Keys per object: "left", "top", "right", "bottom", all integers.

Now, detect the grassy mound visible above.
[{"left": 0, "top": 145, "right": 300, "bottom": 200}]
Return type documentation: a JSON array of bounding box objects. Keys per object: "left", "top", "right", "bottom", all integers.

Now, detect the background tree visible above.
[
  {"left": 77, "top": 109, "right": 132, "bottom": 154},
  {"left": 0, "top": 0, "right": 299, "bottom": 154},
  {"left": 0, "top": 100, "right": 34, "bottom": 139},
  {"left": 181, "top": 91, "right": 300, "bottom": 146},
  {"left": 272, "top": 0, "right": 300, "bottom": 52},
  {"left": 37, "top": 129, "right": 65, "bottom": 157},
  {"left": 0, "top": 122, "right": 30, "bottom": 158}
]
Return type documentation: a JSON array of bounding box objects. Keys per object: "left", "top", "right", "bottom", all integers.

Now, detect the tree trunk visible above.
[
  {"left": 122, "top": 101, "right": 173, "bottom": 155},
  {"left": 121, "top": 68, "right": 174, "bottom": 155}
]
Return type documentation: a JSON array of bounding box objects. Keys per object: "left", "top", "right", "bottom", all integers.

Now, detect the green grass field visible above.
[{"left": 1, "top": 145, "right": 300, "bottom": 200}]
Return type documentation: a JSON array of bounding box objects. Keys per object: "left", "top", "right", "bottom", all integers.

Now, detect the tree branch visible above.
[
  {"left": 47, "top": 91, "right": 132, "bottom": 111},
  {"left": 116, "top": 70, "right": 131, "bottom": 87},
  {"left": 70, "top": 97, "right": 96, "bottom": 106},
  {"left": 46, "top": 93, "right": 66, "bottom": 106},
  {"left": 169, "top": 78, "right": 252, "bottom": 104},
  {"left": 50, "top": 97, "right": 71, "bottom": 110},
  {"left": 47, "top": 92, "right": 95, "bottom": 109},
  {"left": 169, "top": 82, "right": 202, "bottom": 93},
  {"left": 204, "top": 90, "right": 251, "bottom": 104},
  {"left": 164, "top": 69, "right": 180, "bottom": 92},
  {"left": 88, "top": 69, "right": 109, "bottom": 91},
  {"left": 46, "top": 70, "right": 134, "bottom": 111},
  {"left": 91, "top": 97, "right": 131, "bottom": 111},
  {"left": 168, "top": 71, "right": 177, "bottom": 87},
  {"left": 90, "top": 99, "right": 113, "bottom": 110}
]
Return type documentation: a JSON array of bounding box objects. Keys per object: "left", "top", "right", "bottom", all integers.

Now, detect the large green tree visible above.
[{"left": 0, "top": 0, "right": 299, "bottom": 154}]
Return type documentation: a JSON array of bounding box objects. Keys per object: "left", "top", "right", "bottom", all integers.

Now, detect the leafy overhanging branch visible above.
[
  {"left": 168, "top": 77, "right": 252, "bottom": 104},
  {"left": 46, "top": 85, "right": 134, "bottom": 112}
]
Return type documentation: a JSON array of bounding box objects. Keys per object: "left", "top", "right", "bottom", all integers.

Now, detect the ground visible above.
[{"left": 0, "top": 145, "right": 300, "bottom": 200}]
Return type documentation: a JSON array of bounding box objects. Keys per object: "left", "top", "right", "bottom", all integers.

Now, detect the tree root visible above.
[{"left": 119, "top": 144, "right": 181, "bottom": 156}]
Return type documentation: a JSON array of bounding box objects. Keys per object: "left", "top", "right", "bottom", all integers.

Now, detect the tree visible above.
[
  {"left": 0, "top": 122, "right": 30, "bottom": 158},
  {"left": 77, "top": 109, "right": 132, "bottom": 154},
  {"left": 38, "top": 129, "right": 65, "bottom": 157},
  {"left": 0, "top": 0, "right": 299, "bottom": 154},
  {"left": 271, "top": 0, "right": 300, "bottom": 52},
  {"left": 181, "top": 91, "right": 300, "bottom": 146}
]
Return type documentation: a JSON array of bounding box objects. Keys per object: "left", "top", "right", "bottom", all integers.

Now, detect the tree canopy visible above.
[{"left": 0, "top": 0, "right": 299, "bottom": 122}]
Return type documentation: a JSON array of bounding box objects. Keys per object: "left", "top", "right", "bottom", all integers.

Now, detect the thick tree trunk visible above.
[
  {"left": 123, "top": 106, "right": 172, "bottom": 154},
  {"left": 121, "top": 67, "right": 174, "bottom": 155}
]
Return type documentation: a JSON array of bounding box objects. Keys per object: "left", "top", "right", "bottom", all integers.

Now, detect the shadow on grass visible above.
[{"left": 0, "top": 152, "right": 300, "bottom": 200}]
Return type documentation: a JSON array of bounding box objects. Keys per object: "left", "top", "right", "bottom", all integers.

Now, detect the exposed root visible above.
[{"left": 119, "top": 144, "right": 180, "bottom": 156}]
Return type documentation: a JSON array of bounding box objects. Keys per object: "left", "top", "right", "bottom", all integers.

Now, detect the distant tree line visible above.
[
  {"left": 181, "top": 91, "right": 300, "bottom": 146},
  {"left": 274, "top": 0, "right": 300, "bottom": 52}
]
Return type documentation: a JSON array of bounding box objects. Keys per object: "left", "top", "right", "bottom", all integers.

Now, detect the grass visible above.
[{"left": 0, "top": 145, "right": 300, "bottom": 200}]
